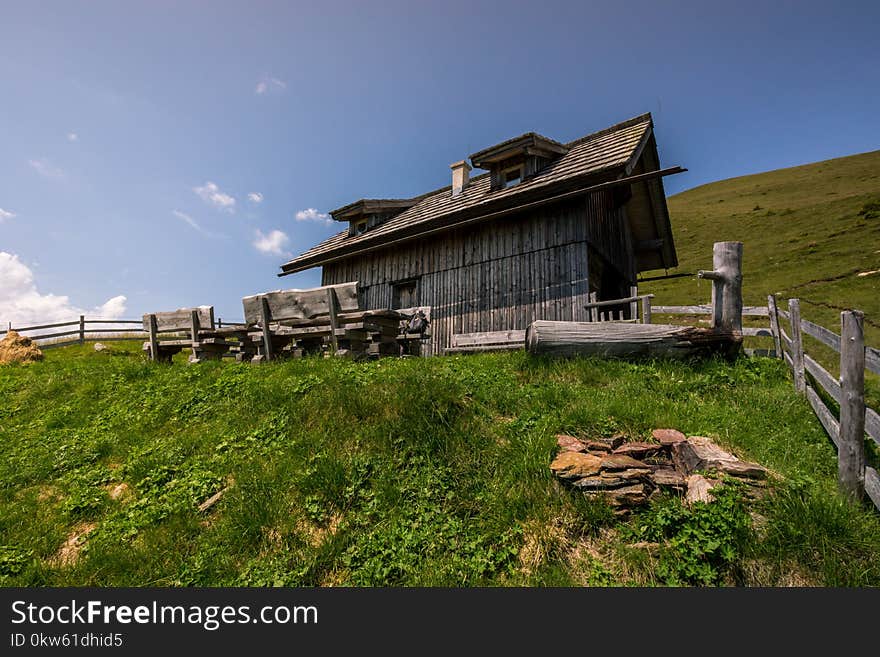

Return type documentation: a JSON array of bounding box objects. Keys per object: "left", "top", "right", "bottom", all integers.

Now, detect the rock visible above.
[
  {"left": 94, "top": 343, "right": 107, "bottom": 352},
  {"left": 685, "top": 474, "right": 717, "bottom": 504},
  {"left": 600, "top": 454, "right": 650, "bottom": 471},
  {"left": 550, "top": 452, "right": 603, "bottom": 480},
  {"left": 573, "top": 476, "right": 626, "bottom": 490},
  {"left": 652, "top": 428, "right": 687, "bottom": 446},
  {"left": 613, "top": 442, "right": 662, "bottom": 458},
  {"left": 607, "top": 467, "right": 654, "bottom": 481},
  {"left": 606, "top": 483, "right": 649, "bottom": 507},
  {"left": 555, "top": 434, "right": 588, "bottom": 453},
  {"left": 0, "top": 330, "right": 43, "bottom": 364},
  {"left": 715, "top": 460, "right": 769, "bottom": 480},
  {"left": 652, "top": 468, "right": 686, "bottom": 488},
  {"left": 584, "top": 440, "right": 612, "bottom": 453},
  {"left": 606, "top": 433, "right": 626, "bottom": 449},
  {"left": 672, "top": 436, "right": 768, "bottom": 479}
]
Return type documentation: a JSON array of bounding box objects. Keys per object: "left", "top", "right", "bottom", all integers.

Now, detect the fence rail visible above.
[
  {"left": 1, "top": 316, "right": 147, "bottom": 349},
  {"left": 766, "top": 294, "right": 880, "bottom": 511}
]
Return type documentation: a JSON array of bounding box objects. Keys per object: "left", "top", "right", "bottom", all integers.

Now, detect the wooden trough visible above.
[{"left": 525, "top": 321, "right": 741, "bottom": 359}]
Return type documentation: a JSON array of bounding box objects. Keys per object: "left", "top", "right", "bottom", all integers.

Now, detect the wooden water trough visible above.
[{"left": 526, "top": 242, "right": 744, "bottom": 360}]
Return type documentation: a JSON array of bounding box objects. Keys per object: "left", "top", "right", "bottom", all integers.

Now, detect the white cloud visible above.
[
  {"left": 255, "top": 74, "right": 286, "bottom": 95},
  {"left": 0, "top": 252, "right": 127, "bottom": 328},
  {"left": 248, "top": 192, "right": 263, "bottom": 203},
  {"left": 193, "top": 181, "right": 236, "bottom": 212},
  {"left": 0, "top": 208, "right": 15, "bottom": 223},
  {"left": 252, "top": 229, "right": 289, "bottom": 256},
  {"left": 295, "top": 207, "right": 332, "bottom": 224},
  {"left": 171, "top": 210, "right": 226, "bottom": 239},
  {"left": 28, "top": 159, "right": 65, "bottom": 180},
  {"left": 67, "top": 132, "right": 79, "bottom": 142}
]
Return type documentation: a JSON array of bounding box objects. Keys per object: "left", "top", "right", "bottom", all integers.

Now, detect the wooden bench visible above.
[
  {"left": 142, "top": 306, "right": 233, "bottom": 363},
  {"left": 240, "top": 282, "right": 411, "bottom": 361},
  {"left": 447, "top": 329, "right": 526, "bottom": 354}
]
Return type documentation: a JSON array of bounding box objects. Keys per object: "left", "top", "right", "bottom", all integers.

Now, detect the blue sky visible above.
[{"left": 1, "top": 0, "right": 878, "bottom": 325}]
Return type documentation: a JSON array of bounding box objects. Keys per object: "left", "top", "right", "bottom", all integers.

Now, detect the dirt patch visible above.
[
  {"left": 50, "top": 522, "right": 97, "bottom": 567},
  {"left": 0, "top": 330, "right": 44, "bottom": 364},
  {"left": 106, "top": 483, "right": 131, "bottom": 501},
  {"left": 37, "top": 486, "right": 62, "bottom": 503}
]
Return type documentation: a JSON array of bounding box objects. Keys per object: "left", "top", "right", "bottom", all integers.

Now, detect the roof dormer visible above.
[
  {"left": 330, "top": 198, "right": 417, "bottom": 237},
  {"left": 469, "top": 132, "right": 569, "bottom": 191}
]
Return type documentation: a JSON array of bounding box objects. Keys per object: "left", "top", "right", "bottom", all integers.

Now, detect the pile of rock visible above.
[{"left": 550, "top": 429, "right": 769, "bottom": 510}]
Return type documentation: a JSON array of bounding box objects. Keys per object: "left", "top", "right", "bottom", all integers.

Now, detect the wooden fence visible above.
[
  {"left": 0, "top": 317, "right": 147, "bottom": 349},
  {"left": 766, "top": 295, "right": 880, "bottom": 510}
]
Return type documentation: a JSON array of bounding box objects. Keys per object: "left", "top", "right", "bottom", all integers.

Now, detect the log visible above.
[
  {"left": 525, "top": 321, "right": 741, "bottom": 359},
  {"left": 697, "top": 241, "right": 743, "bottom": 332}
]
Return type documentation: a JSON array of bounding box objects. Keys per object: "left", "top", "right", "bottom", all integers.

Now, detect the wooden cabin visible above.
[{"left": 279, "top": 113, "right": 682, "bottom": 355}]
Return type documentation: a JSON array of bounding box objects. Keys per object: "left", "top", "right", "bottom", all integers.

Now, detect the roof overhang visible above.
[
  {"left": 469, "top": 132, "right": 569, "bottom": 170},
  {"left": 329, "top": 198, "right": 418, "bottom": 222},
  {"left": 280, "top": 165, "right": 685, "bottom": 276}
]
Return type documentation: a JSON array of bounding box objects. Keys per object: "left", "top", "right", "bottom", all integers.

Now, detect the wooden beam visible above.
[
  {"left": 838, "top": 310, "right": 865, "bottom": 501},
  {"left": 767, "top": 294, "right": 782, "bottom": 360},
  {"left": 326, "top": 287, "right": 340, "bottom": 355},
  {"left": 260, "top": 297, "right": 273, "bottom": 362}
]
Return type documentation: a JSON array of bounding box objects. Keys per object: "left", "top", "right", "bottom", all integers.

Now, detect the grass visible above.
[
  {"left": 1, "top": 341, "right": 879, "bottom": 587},
  {"left": 642, "top": 149, "right": 880, "bottom": 406}
]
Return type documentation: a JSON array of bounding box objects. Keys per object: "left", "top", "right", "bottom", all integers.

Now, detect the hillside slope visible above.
[
  {"left": 2, "top": 344, "right": 879, "bottom": 587},
  {"left": 643, "top": 150, "right": 880, "bottom": 344}
]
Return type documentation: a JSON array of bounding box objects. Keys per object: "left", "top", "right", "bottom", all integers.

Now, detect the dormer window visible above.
[
  {"left": 503, "top": 165, "right": 523, "bottom": 189},
  {"left": 330, "top": 198, "right": 418, "bottom": 238},
  {"left": 469, "top": 132, "right": 569, "bottom": 192}
]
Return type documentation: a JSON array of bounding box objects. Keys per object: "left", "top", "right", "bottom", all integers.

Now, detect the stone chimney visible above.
[{"left": 450, "top": 160, "right": 471, "bottom": 197}]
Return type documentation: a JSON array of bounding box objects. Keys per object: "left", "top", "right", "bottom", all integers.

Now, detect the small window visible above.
[
  {"left": 503, "top": 166, "right": 523, "bottom": 189},
  {"left": 355, "top": 220, "right": 368, "bottom": 235},
  {"left": 392, "top": 279, "right": 418, "bottom": 309}
]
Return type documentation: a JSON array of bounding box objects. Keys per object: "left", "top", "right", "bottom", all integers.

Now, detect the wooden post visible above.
[
  {"left": 79, "top": 315, "right": 85, "bottom": 344},
  {"left": 767, "top": 294, "right": 782, "bottom": 359},
  {"left": 641, "top": 295, "right": 652, "bottom": 325},
  {"left": 190, "top": 309, "right": 201, "bottom": 363},
  {"left": 326, "top": 287, "right": 339, "bottom": 355},
  {"left": 788, "top": 298, "right": 806, "bottom": 393},
  {"left": 589, "top": 292, "right": 598, "bottom": 322},
  {"left": 260, "top": 297, "right": 273, "bottom": 362},
  {"left": 629, "top": 285, "right": 638, "bottom": 322},
  {"left": 839, "top": 310, "right": 865, "bottom": 501},
  {"left": 697, "top": 241, "right": 743, "bottom": 332},
  {"left": 148, "top": 314, "right": 159, "bottom": 362}
]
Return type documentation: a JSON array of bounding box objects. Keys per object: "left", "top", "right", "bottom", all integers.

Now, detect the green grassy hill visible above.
[
  {"left": 2, "top": 343, "right": 879, "bottom": 587},
  {"left": 643, "top": 150, "right": 880, "bottom": 345}
]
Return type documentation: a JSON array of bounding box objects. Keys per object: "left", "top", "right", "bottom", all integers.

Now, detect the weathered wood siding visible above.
[{"left": 322, "top": 192, "right": 632, "bottom": 354}]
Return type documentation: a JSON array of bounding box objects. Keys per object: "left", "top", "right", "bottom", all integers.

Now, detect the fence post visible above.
[
  {"left": 148, "top": 314, "right": 159, "bottom": 362},
  {"left": 629, "top": 285, "right": 638, "bottom": 321},
  {"left": 697, "top": 241, "right": 743, "bottom": 332},
  {"left": 78, "top": 315, "right": 85, "bottom": 344},
  {"left": 787, "top": 299, "right": 806, "bottom": 393},
  {"left": 589, "top": 292, "right": 598, "bottom": 322},
  {"left": 641, "top": 295, "right": 652, "bottom": 325},
  {"left": 767, "top": 294, "right": 782, "bottom": 359},
  {"left": 839, "top": 310, "right": 866, "bottom": 501}
]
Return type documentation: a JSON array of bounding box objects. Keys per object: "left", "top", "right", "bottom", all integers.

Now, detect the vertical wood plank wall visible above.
[{"left": 322, "top": 193, "right": 633, "bottom": 354}]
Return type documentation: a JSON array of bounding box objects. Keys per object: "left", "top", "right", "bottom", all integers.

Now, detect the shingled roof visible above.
[{"left": 281, "top": 113, "right": 671, "bottom": 275}]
